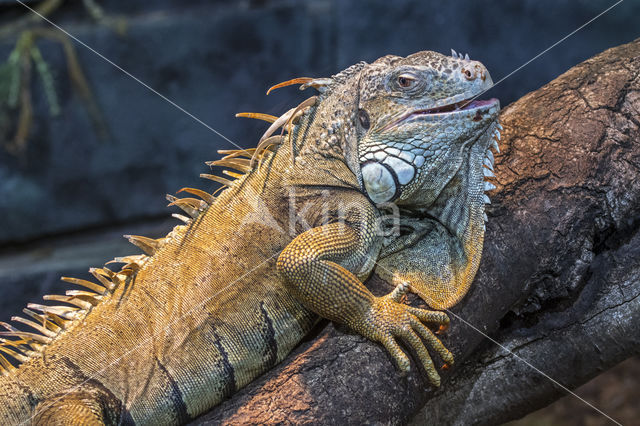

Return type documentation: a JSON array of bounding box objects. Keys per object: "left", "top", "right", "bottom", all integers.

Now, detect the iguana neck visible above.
[
  {"left": 293, "top": 78, "right": 362, "bottom": 183},
  {"left": 416, "top": 123, "right": 496, "bottom": 269}
]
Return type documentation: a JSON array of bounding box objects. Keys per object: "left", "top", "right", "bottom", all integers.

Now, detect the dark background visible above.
[{"left": 0, "top": 1, "right": 637, "bottom": 424}]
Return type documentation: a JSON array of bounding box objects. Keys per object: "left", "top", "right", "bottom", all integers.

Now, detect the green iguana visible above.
[{"left": 0, "top": 49, "right": 500, "bottom": 424}]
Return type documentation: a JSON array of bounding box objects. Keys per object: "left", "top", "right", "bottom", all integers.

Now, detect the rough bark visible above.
[{"left": 193, "top": 39, "right": 640, "bottom": 425}]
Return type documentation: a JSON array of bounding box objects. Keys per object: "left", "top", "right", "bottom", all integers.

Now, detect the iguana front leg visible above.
[{"left": 276, "top": 219, "right": 453, "bottom": 386}]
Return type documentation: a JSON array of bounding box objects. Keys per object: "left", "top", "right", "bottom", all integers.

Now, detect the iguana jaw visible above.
[
  {"left": 384, "top": 97, "right": 499, "bottom": 130},
  {"left": 410, "top": 97, "right": 498, "bottom": 116}
]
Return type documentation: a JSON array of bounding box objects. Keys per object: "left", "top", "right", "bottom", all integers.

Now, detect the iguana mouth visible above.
[
  {"left": 383, "top": 98, "right": 498, "bottom": 131},
  {"left": 415, "top": 98, "right": 497, "bottom": 115}
]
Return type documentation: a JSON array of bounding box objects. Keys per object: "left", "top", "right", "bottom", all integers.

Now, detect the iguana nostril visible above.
[
  {"left": 462, "top": 65, "right": 488, "bottom": 81},
  {"left": 461, "top": 67, "right": 474, "bottom": 80}
]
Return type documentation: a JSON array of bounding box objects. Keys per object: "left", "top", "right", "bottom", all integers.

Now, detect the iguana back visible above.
[{"left": 0, "top": 144, "right": 353, "bottom": 422}]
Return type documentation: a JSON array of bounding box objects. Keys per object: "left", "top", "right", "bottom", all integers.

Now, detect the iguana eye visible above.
[
  {"left": 358, "top": 109, "right": 370, "bottom": 130},
  {"left": 397, "top": 74, "right": 416, "bottom": 88}
]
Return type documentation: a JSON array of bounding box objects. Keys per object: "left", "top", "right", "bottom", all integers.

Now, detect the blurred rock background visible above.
[{"left": 0, "top": 1, "right": 637, "bottom": 424}]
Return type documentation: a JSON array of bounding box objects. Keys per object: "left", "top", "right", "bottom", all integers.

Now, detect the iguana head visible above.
[
  {"left": 258, "top": 50, "right": 499, "bottom": 221},
  {"left": 353, "top": 50, "right": 500, "bottom": 207}
]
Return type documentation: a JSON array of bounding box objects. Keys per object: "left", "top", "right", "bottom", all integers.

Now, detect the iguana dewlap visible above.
[{"left": 0, "top": 50, "right": 500, "bottom": 425}]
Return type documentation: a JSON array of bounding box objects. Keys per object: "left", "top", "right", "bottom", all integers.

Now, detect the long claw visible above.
[
  {"left": 257, "top": 107, "right": 295, "bottom": 145},
  {"left": 266, "top": 77, "right": 314, "bottom": 95},
  {"left": 235, "top": 112, "right": 278, "bottom": 123},
  {"left": 250, "top": 135, "right": 284, "bottom": 167}
]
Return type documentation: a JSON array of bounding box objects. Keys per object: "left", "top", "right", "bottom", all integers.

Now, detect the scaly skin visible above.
[{"left": 0, "top": 50, "right": 500, "bottom": 424}]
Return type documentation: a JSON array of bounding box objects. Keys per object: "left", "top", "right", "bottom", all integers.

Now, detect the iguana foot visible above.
[{"left": 360, "top": 283, "right": 453, "bottom": 386}]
